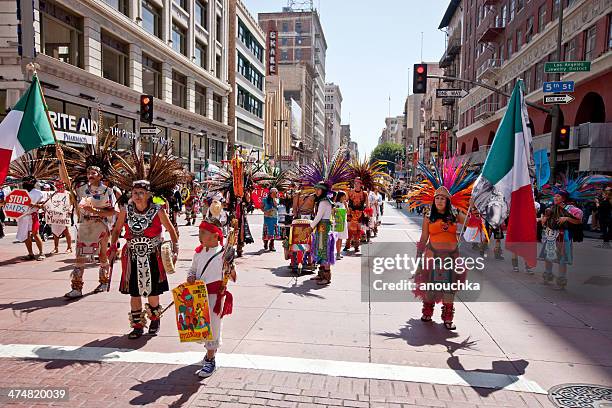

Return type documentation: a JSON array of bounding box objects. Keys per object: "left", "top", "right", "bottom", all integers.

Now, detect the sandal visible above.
[
  {"left": 36, "top": 254, "right": 46, "bottom": 261},
  {"left": 444, "top": 322, "right": 456, "bottom": 330},
  {"left": 21, "top": 254, "right": 35, "bottom": 261}
]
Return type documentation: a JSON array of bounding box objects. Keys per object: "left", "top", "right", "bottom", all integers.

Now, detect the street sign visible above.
[
  {"left": 436, "top": 89, "right": 468, "bottom": 98},
  {"left": 3, "top": 189, "right": 31, "bottom": 218},
  {"left": 543, "top": 94, "right": 575, "bottom": 105},
  {"left": 140, "top": 126, "right": 162, "bottom": 135},
  {"left": 543, "top": 81, "right": 574, "bottom": 93},
  {"left": 544, "top": 61, "right": 591, "bottom": 73}
]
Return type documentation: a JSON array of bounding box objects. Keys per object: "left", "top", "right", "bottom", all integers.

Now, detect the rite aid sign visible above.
[{"left": 48, "top": 111, "right": 98, "bottom": 145}]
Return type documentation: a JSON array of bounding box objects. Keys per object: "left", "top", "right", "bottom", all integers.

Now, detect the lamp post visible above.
[{"left": 273, "top": 119, "right": 288, "bottom": 170}]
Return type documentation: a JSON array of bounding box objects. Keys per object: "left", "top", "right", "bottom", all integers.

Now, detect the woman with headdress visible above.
[
  {"left": 262, "top": 188, "right": 280, "bottom": 251},
  {"left": 538, "top": 175, "right": 610, "bottom": 290},
  {"left": 108, "top": 147, "right": 185, "bottom": 339},
  {"left": 407, "top": 157, "right": 477, "bottom": 330}
]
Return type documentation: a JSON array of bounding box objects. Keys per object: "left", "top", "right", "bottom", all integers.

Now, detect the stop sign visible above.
[{"left": 3, "top": 189, "right": 32, "bottom": 218}]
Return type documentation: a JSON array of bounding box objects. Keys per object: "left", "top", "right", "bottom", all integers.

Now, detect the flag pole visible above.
[{"left": 27, "top": 63, "right": 71, "bottom": 191}]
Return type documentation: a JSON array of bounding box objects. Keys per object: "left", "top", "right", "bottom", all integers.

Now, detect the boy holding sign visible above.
[{"left": 187, "top": 215, "right": 231, "bottom": 378}]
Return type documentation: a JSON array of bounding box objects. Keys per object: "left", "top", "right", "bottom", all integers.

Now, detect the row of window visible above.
[
  {"left": 237, "top": 52, "right": 264, "bottom": 90},
  {"left": 237, "top": 86, "right": 263, "bottom": 118},
  {"left": 238, "top": 18, "right": 264, "bottom": 62}
]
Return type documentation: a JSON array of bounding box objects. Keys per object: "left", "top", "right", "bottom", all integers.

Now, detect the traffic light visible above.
[
  {"left": 413, "top": 64, "right": 428, "bottom": 94},
  {"left": 557, "top": 125, "right": 570, "bottom": 150},
  {"left": 140, "top": 94, "right": 153, "bottom": 124}
]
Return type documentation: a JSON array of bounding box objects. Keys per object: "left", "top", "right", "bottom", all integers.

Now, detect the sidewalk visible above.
[{"left": 0, "top": 207, "right": 611, "bottom": 407}]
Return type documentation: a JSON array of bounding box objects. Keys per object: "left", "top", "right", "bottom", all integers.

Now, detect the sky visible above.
[{"left": 243, "top": 0, "right": 449, "bottom": 157}]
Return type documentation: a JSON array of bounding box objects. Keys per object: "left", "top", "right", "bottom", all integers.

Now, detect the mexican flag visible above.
[
  {"left": 472, "top": 80, "right": 537, "bottom": 267},
  {"left": 0, "top": 74, "right": 56, "bottom": 185}
]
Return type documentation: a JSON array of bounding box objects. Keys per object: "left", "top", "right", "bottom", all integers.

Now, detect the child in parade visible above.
[
  {"left": 16, "top": 176, "right": 45, "bottom": 261},
  {"left": 334, "top": 191, "right": 349, "bottom": 260}
]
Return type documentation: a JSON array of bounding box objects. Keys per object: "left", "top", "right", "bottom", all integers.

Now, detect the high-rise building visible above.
[
  {"left": 258, "top": 6, "right": 327, "bottom": 161},
  {"left": 378, "top": 116, "right": 406, "bottom": 145},
  {"left": 403, "top": 93, "right": 423, "bottom": 177},
  {"left": 451, "top": 0, "right": 612, "bottom": 173},
  {"left": 324, "top": 83, "right": 342, "bottom": 158},
  {"left": 421, "top": 63, "right": 446, "bottom": 163},
  {"left": 233, "top": 0, "right": 266, "bottom": 156},
  {"left": 264, "top": 78, "right": 292, "bottom": 161},
  {"left": 0, "top": 0, "right": 233, "bottom": 181}
]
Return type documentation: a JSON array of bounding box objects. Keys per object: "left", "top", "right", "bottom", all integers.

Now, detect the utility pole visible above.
[{"left": 549, "top": 2, "right": 564, "bottom": 182}]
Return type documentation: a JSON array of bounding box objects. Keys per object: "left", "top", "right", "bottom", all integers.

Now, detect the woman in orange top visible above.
[{"left": 414, "top": 186, "right": 466, "bottom": 330}]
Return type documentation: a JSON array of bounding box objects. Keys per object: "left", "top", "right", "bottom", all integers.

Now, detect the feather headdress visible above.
[
  {"left": 406, "top": 155, "right": 478, "bottom": 213},
  {"left": 111, "top": 145, "right": 190, "bottom": 197},
  {"left": 542, "top": 174, "right": 611, "bottom": 203},
  {"left": 8, "top": 146, "right": 59, "bottom": 183},
  {"left": 204, "top": 160, "right": 271, "bottom": 195},
  {"left": 259, "top": 165, "right": 296, "bottom": 192},
  {"left": 349, "top": 159, "right": 392, "bottom": 193},
  {"left": 299, "top": 148, "right": 353, "bottom": 192}
]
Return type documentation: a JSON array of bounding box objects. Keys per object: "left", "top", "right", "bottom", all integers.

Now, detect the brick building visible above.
[{"left": 453, "top": 0, "right": 612, "bottom": 173}]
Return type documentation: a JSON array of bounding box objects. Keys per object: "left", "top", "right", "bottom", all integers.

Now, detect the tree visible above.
[{"left": 370, "top": 142, "right": 405, "bottom": 173}]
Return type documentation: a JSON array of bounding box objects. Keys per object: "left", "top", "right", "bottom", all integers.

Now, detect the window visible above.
[
  {"left": 238, "top": 20, "right": 264, "bottom": 62},
  {"left": 564, "top": 37, "right": 576, "bottom": 61},
  {"left": 295, "top": 48, "right": 302, "bottom": 59},
  {"left": 175, "top": 0, "right": 188, "bottom": 11},
  {"left": 195, "top": 41, "right": 207, "bottom": 69},
  {"left": 101, "top": 111, "right": 135, "bottom": 150},
  {"left": 216, "top": 15, "right": 222, "bottom": 42},
  {"left": 180, "top": 131, "right": 190, "bottom": 160},
  {"left": 237, "top": 53, "right": 263, "bottom": 90},
  {"left": 538, "top": 4, "right": 547, "bottom": 32},
  {"left": 195, "top": 0, "right": 208, "bottom": 29},
  {"left": 103, "top": 0, "right": 128, "bottom": 16},
  {"left": 552, "top": 0, "right": 560, "bottom": 20},
  {"left": 501, "top": 5, "right": 507, "bottom": 26},
  {"left": 507, "top": 38, "right": 513, "bottom": 59},
  {"left": 281, "top": 37, "right": 288, "bottom": 46},
  {"left": 213, "top": 94, "right": 223, "bottom": 122},
  {"left": 170, "top": 129, "right": 180, "bottom": 156},
  {"left": 172, "top": 71, "right": 186, "bottom": 108},
  {"left": 39, "top": 0, "right": 83, "bottom": 68},
  {"left": 584, "top": 25, "right": 597, "bottom": 61},
  {"left": 101, "top": 31, "right": 129, "bottom": 86},
  {"left": 172, "top": 23, "right": 186, "bottom": 55},
  {"left": 535, "top": 60, "right": 544, "bottom": 89},
  {"left": 526, "top": 15, "right": 534, "bottom": 43},
  {"left": 210, "top": 139, "right": 224, "bottom": 162},
  {"left": 281, "top": 50, "right": 288, "bottom": 60},
  {"left": 142, "top": 0, "right": 161, "bottom": 38},
  {"left": 142, "top": 54, "right": 161, "bottom": 98},
  {"left": 282, "top": 22, "right": 289, "bottom": 32},
  {"left": 215, "top": 55, "right": 221, "bottom": 79},
  {"left": 524, "top": 69, "right": 531, "bottom": 93},
  {"left": 510, "top": 0, "right": 515, "bottom": 21},
  {"left": 295, "top": 21, "right": 302, "bottom": 33},
  {"left": 195, "top": 84, "right": 207, "bottom": 117},
  {"left": 237, "top": 86, "right": 263, "bottom": 118},
  {"left": 516, "top": 29, "right": 522, "bottom": 50}
]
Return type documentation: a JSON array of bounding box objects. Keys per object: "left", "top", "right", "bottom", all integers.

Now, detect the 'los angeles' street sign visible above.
[
  {"left": 544, "top": 61, "right": 591, "bottom": 73},
  {"left": 543, "top": 81, "right": 574, "bottom": 93}
]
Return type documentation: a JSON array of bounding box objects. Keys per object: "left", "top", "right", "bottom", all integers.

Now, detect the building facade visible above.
[
  {"left": 378, "top": 116, "right": 406, "bottom": 145},
  {"left": 403, "top": 93, "right": 423, "bottom": 176},
  {"left": 420, "top": 63, "right": 446, "bottom": 163},
  {"left": 264, "top": 77, "right": 292, "bottom": 162},
  {"left": 454, "top": 0, "right": 612, "bottom": 173},
  {"left": 324, "top": 82, "right": 342, "bottom": 158},
  {"left": 258, "top": 7, "right": 327, "bottom": 160},
  {"left": 234, "top": 0, "right": 265, "bottom": 156},
  {"left": 0, "top": 0, "right": 232, "bottom": 181}
]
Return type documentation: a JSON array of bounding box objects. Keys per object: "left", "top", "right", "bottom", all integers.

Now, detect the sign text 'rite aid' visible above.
[
  {"left": 544, "top": 61, "right": 591, "bottom": 73},
  {"left": 543, "top": 81, "right": 575, "bottom": 93}
]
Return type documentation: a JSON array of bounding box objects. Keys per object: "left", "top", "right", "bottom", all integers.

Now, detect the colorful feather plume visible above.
[
  {"left": 542, "top": 174, "right": 612, "bottom": 203},
  {"left": 406, "top": 155, "right": 478, "bottom": 213},
  {"left": 259, "top": 165, "right": 296, "bottom": 192},
  {"left": 299, "top": 148, "right": 353, "bottom": 192},
  {"left": 111, "top": 145, "right": 190, "bottom": 198},
  {"left": 8, "top": 146, "right": 59, "bottom": 182},
  {"left": 204, "top": 160, "right": 272, "bottom": 195},
  {"left": 349, "top": 159, "right": 392, "bottom": 193}
]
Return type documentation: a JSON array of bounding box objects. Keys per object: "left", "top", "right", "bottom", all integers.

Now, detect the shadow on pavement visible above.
[
  {"left": 0, "top": 291, "right": 100, "bottom": 318},
  {"left": 446, "top": 355, "right": 529, "bottom": 397},
  {"left": 376, "top": 318, "right": 479, "bottom": 355},
  {"left": 0, "top": 255, "right": 36, "bottom": 267},
  {"left": 129, "top": 364, "right": 200, "bottom": 407},
  {"left": 28, "top": 335, "right": 155, "bottom": 370},
  {"left": 266, "top": 279, "right": 326, "bottom": 299}
]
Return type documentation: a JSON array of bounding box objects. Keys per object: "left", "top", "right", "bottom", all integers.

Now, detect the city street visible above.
[{"left": 0, "top": 203, "right": 610, "bottom": 407}]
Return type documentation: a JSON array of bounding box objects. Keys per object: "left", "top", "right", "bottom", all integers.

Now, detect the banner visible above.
[
  {"left": 44, "top": 192, "right": 71, "bottom": 226},
  {"left": 333, "top": 208, "right": 347, "bottom": 233},
  {"left": 172, "top": 281, "right": 213, "bottom": 342}
]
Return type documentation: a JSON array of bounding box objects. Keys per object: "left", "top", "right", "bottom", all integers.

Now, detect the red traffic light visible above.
[
  {"left": 416, "top": 66, "right": 425, "bottom": 74},
  {"left": 560, "top": 127, "right": 568, "bottom": 135},
  {"left": 141, "top": 96, "right": 151, "bottom": 105}
]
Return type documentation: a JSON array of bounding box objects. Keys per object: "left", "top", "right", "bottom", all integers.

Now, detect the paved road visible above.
[{"left": 0, "top": 202, "right": 610, "bottom": 407}]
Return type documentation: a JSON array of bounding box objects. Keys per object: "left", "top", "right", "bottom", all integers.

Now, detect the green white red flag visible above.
[
  {"left": 472, "top": 80, "right": 537, "bottom": 267},
  {"left": 0, "top": 74, "right": 56, "bottom": 185}
]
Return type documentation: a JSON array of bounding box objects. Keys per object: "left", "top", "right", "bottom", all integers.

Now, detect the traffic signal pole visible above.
[{"left": 549, "top": 2, "right": 565, "bottom": 182}]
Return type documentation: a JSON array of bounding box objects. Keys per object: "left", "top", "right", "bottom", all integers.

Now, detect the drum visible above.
[{"left": 290, "top": 219, "right": 311, "bottom": 250}]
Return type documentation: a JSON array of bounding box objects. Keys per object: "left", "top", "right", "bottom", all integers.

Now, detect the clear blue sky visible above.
[{"left": 243, "top": 0, "right": 448, "bottom": 157}]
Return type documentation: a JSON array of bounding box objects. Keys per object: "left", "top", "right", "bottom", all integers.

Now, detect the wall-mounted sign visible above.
[{"left": 267, "top": 30, "right": 278, "bottom": 76}]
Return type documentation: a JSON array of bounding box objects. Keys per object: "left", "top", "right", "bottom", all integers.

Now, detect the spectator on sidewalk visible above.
[
  {"left": 597, "top": 187, "right": 612, "bottom": 248},
  {"left": 16, "top": 176, "right": 45, "bottom": 261}
]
